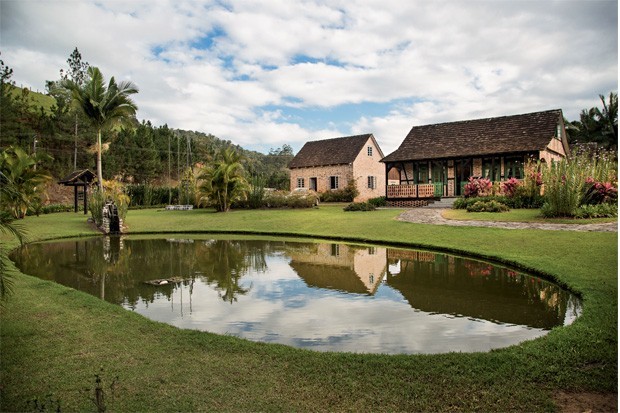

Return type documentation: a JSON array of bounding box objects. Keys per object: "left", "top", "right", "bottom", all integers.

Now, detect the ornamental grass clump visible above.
[{"left": 541, "top": 149, "right": 617, "bottom": 217}]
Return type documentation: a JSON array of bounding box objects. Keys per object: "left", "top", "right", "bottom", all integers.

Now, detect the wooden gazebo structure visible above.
[{"left": 58, "top": 169, "right": 96, "bottom": 214}]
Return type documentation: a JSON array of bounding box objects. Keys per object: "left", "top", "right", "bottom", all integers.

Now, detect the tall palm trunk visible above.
[{"left": 96, "top": 128, "right": 104, "bottom": 191}]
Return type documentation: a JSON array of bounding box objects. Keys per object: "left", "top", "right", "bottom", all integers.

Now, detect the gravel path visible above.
[{"left": 397, "top": 208, "right": 618, "bottom": 232}]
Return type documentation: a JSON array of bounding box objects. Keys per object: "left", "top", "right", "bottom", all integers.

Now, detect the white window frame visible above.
[
  {"left": 367, "top": 146, "right": 373, "bottom": 156},
  {"left": 297, "top": 177, "right": 305, "bottom": 188}
]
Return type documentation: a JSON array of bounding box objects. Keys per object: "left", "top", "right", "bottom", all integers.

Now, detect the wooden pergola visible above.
[{"left": 58, "top": 169, "right": 96, "bottom": 214}]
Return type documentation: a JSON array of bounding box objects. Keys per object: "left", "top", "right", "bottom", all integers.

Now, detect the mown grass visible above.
[
  {"left": 443, "top": 208, "right": 618, "bottom": 224},
  {"left": 0, "top": 206, "right": 617, "bottom": 412}
]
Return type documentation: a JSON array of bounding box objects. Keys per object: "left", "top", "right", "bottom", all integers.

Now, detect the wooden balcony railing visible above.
[{"left": 387, "top": 184, "right": 439, "bottom": 199}]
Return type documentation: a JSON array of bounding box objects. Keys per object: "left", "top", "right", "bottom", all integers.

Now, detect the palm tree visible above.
[
  {"left": 0, "top": 146, "right": 52, "bottom": 219},
  {"left": 0, "top": 170, "right": 25, "bottom": 302},
  {"left": 62, "top": 67, "right": 139, "bottom": 191},
  {"left": 596, "top": 92, "right": 618, "bottom": 148},
  {"left": 199, "top": 148, "right": 249, "bottom": 212},
  {"left": 567, "top": 92, "right": 618, "bottom": 152}
]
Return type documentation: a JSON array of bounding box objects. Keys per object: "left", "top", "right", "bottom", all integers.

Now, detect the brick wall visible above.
[
  {"left": 351, "top": 138, "right": 386, "bottom": 201},
  {"left": 386, "top": 199, "right": 430, "bottom": 208},
  {"left": 290, "top": 164, "right": 353, "bottom": 193}
]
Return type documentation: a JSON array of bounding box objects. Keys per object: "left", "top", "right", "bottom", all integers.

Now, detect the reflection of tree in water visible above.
[
  {"left": 385, "top": 251, "right": 574, "bottom": 329},
  {"left": 195, "top": 240, "right": 254, "bottom": 303},
  {"left": 12, "top": 237, "right": 277, "bottom": 306}
]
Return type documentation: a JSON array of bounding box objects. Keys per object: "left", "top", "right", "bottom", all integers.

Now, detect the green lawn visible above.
[
  {"left": 1, "top": 206, "right": 617, "bottom": 412},
  {"left": 443, "top": 208, "right": 618, "bottom": 224}
]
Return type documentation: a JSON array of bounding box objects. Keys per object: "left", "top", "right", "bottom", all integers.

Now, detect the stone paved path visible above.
[{"left": 397, "top": 208, "right": 618, "bottom": 232}]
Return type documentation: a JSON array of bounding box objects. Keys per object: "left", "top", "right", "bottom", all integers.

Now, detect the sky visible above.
[{"left": 1, "top": 0, "right": 617, "bottom": 156}]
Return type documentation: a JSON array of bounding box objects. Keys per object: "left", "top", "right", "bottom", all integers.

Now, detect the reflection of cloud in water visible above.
[
  {"left": 13, "top": 236, "right": 579, "bottom": 355},
  {"left": 127, "top": 268, "right": 549, "bottom": 355}
]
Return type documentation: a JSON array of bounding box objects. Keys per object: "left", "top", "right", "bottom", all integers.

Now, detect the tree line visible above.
[{"left": 0, "top": 49, "right": 294, "bottom": 190}]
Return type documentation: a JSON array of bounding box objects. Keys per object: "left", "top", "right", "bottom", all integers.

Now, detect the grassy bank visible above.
[
  {"left": 1, "top": 206, "right": 617, "bottom": 412},
  {"left": 443, "top": 208, "right": 618, "bottom": 224}
]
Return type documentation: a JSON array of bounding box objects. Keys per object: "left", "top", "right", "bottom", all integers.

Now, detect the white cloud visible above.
[{"left": 0, "top": 0, "right": 616, "bottom": 154}]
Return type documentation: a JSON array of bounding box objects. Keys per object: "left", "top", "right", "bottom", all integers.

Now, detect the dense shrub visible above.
[
  {"left": 501, "top": 178, "right": 521, "bottom": 197},
  {"left": 247, "top": 175, "right": 266, "bottom": 209},
  {"left": 572, "top": 203, "right": 618, "bottom": 219},
  {"left": 463, "top": 177, "right": 492, "bottom": 198},
  {"left": 319, "top": 180, "right": 359, "bottom": 202},
  {"left": 127, "top": 184, "right": 179, "bottom": 206},
  {"left": 454, "top": 195, "right": 542, "bottom": 210},
  {"left": 343, "top": 202, "right": 376, "bottom": 212},
  {"left": 582, "top": 178, "right": 618, "bottom": 205},
  {"left": 541, "top": 149, "right": 617, "bottom": 217},
  {"left": 466, "top": 200, "right": 509, "bottom": 213},
  {"left": 367, "top": 196, "right": 387, "bottom": 207},
  {"left": 26, "top": 203, "right": 80, "bottom": 215},
  {"left": 89, "top": 180, "right": 130, "bottom": 226},
  {"left": 511, "top": 185, "right": 545, "bottom": 209},
  {"left": 287, "top": 191, "right": 320, "bottom": 208},
  {"left": 258, "top": 190, "right": 319, "bottom": 209}
]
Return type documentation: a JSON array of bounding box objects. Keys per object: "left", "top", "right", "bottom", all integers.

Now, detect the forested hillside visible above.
[{"left": 0, "top": 56, "right": 293, "bottom": 190}]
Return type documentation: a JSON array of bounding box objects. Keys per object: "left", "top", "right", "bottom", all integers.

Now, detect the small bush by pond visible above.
[
  {"left": 343, "top": 202, "right": 376, "bottom": 211},
  {"left": 466, "top": 200, "right": 509, "bottom": 213}
]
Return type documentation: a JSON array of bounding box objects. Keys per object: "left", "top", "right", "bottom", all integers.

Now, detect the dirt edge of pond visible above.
[{"left": 553, "top": 391, "right": 617, "bottom": 412}]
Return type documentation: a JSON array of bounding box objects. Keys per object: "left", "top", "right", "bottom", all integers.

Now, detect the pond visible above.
[{"left": 11, "top": 235, "right": 581, "bottom": 354}]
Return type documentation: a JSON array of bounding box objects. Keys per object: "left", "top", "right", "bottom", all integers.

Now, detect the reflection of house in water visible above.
[
  {"left": 289, "top": 244, "right": 387, "bottom": 294},
  {"left": 385, "top": 249, "right": 570, "bottom": 329}
]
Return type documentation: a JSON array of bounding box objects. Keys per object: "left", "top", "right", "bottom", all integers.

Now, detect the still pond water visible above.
[{"left": 12, "top": 235, "right": 581, "bottom": 354}]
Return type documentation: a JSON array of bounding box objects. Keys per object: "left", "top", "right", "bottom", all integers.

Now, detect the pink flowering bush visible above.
[
  {"left": 583, "top": 178, "right": 618, "bottom": 205},
  {"left": 463, "top": 177, "right": 492, "bottom": 198},
  {"left": 501, "top": 178, "right": 521, "bottom": 197}
]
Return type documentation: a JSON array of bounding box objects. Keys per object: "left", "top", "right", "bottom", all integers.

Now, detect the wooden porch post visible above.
[
  {"left": 74, "top": 185, "right": 78, "bottom": 213},
  {"left": 84, "top": 184, "right": 88, "bottom": 214}
]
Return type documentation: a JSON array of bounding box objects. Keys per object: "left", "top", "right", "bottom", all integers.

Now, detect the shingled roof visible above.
[
  {"left": 381, "top": 109, "right": 565, "bottom": 163},
  {"left": 289, "top": 134, "right": 381, "bottom": 168}
]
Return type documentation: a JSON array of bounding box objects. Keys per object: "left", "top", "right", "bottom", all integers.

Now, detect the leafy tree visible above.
[
  {"left": 265, "top": 144, "right": 294, "bottom": 189},
  {"left": 0, "top": 146, "right": 53, "bottom": 219},
  {"left": 598, "top": 92, "right": 618, "bottom": 147},
  {"left": 105, "top": 121, "right": 159, "bottom": 183},
  {"left": 62, "top": 66, "right": 139, "bottom": 191},
  {"left": 199, "top": 147, "right": 249, "bottom": 212},
  {"left": 567, "top": 92, "right": 618, "bottom": 152},
  {"left": 0, "top": 58, "right": 40, "bottom": 151},
  {"left": 54, "top": 47, "right": 91, "bottom": 171}
]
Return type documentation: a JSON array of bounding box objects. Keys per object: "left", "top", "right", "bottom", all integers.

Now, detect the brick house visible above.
[
  {"left": 288, "top": 134, "right": 386, "bottom": 202},
  {"left": 381, "top": 109, "right": 570, "bottom": 207}
]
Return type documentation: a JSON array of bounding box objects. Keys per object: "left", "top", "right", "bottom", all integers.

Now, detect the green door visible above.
[{"left": 455, "top": 159, "right": 472, "bottom": 196}]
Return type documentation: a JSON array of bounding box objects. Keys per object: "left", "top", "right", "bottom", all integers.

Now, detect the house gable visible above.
[{"left": 288, "top": 134, "right": 374, "bottom": 169}]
